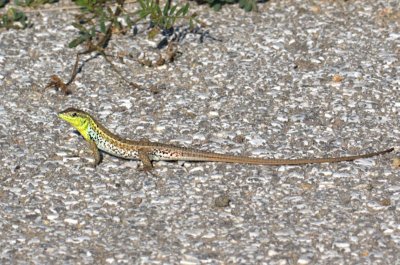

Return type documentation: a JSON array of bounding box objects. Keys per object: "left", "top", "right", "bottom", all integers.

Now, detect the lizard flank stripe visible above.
[{"left": 87, "top": 122, "right": 139, "bottom": 159}]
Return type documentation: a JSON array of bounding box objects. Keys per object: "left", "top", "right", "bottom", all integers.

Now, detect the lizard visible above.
[{"left": 58, "top": 108, "right": 394, "bottom": 170}]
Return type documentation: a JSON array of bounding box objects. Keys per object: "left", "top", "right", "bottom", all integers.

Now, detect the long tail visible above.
[{"left": 179, "top": 148, "right": 394, "bottom": 165}]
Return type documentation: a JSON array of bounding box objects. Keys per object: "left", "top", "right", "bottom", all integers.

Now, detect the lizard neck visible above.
[{"left": 86, "top": 119, "right": 105, "bottom": 144}]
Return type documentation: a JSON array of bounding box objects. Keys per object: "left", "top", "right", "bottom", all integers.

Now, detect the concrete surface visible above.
[{"left": 0, "top": 0, "right": 399, "bottom": 264}]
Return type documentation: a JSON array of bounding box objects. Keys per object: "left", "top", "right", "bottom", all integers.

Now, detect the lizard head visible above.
[{"left": 58, "top": 108, "right": 92, "bottom": 140}]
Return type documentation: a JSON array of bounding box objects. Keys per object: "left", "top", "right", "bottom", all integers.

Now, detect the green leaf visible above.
[
  {"left": 74, "top": 0, "right": 90, "bottom": 8},
  {"left": 238, "top": 0, "right": 255, "bottom": 11},
  {"left": 138, "top": 0, "right": 145, "bottom": 9},
  {"left": 2, "top": 14, "right": 9, "bottom": 26},
  {"left": 71, "top": 22, "right": 88, "bottom": 32},
  {"left": 99, "top": 18, "right": 106, "bottom": 33},
  {"left": 212, "top": 3, "right": 221, "bottom": 11},
  {"left": 168, "top": 4, "right": 177, "bottom": 16},
  {"left": 165, "top": 17, "right": 175, "bottom": 29},
  {"left": 17, "top": 10, "right": 27, "bottom": 20},
  {"left": 181, "top": 3, "right": 189, "bottom": 15},
  {"left": 139, "top": 9, "right": 149, "bottom": 19},
  {"left": 244, "top": 2, "right": 253, "bottom": 12},
  {"left": 162, "top": 1, "right": 169, "bottom": 17},
  {"left": 176, "top": 3, "right": 189, "bottom": 17},
  {"left": 155, "top": 4, "right": 161, "bottom": 16},
  {"left": 68, "top": 36, "right": 87, "bottom": 48}
]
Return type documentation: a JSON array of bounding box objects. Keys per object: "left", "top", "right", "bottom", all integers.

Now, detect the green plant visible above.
[
  {"left": 137, "top": 0, "right": 193, "bottom": 36},
  {"left": 14, "top": 0, "right": 58, "bottom": 8},
  {"left": 68, "top": 0, "right": 196, "bottom": 48},
  {"left": 0, "top": 7, "right": 30, "bottom": 29},
  {"left": 192, "top": 0, "right": 257, "bottom": 11},
  {"left": 64, "top": 0, "right": 197, "bottom": 87},
  {"left": 238, "top": 0, "right": 256, "bottom": 12},
  {"left": 68, "top": 0, "right": 123, "bottom": 48}
]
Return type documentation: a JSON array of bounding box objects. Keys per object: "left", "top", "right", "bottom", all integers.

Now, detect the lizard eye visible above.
[{"left": 71, "top": 112, "right": 77, "bottom": 117}]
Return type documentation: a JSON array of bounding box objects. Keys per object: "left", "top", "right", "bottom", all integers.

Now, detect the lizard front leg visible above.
[
  {"left": 138, "top": 149, "right": 153, "bottom": 171},
  {"left": 87, "top": 139, "right": 101, "bottom": 166}
]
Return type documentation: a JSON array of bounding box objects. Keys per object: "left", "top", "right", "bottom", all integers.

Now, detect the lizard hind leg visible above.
[{"left": 138, "top": 149, "right": 154, "bottom": 171}]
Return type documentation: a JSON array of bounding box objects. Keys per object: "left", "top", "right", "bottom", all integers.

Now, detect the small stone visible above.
[
  {"left": 214, "top": 195, "right": 230, "bottom": 208},
  {"left": 64, "top": 218, "right": 79, "bottom": 225}
]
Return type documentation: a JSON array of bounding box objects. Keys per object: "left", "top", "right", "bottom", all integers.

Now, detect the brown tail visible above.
[{"left": 181, "top": 148, "right": 394, "bottom": 165}]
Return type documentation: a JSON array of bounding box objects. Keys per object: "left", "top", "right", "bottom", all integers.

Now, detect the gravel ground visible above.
[{"left": 1, "top": 0, "right": 399, "bottom": 264}]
